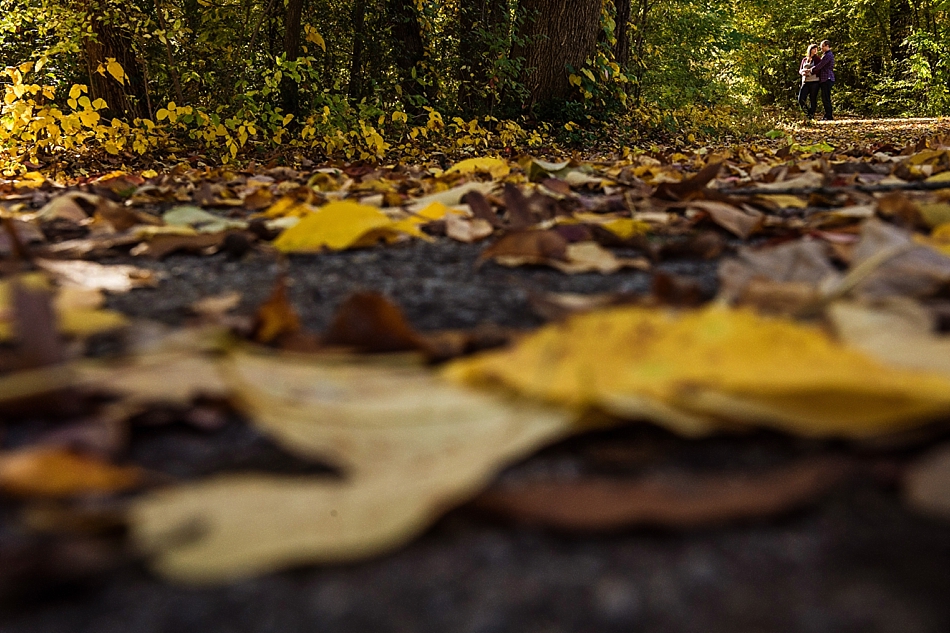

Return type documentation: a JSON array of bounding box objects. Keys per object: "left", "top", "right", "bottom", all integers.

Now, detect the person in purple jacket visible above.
[{"left": 810, "top": 40, "right": 835, "bottom": 120}]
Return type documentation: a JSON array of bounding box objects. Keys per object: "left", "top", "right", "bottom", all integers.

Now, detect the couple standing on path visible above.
[{"left": 798, "top": 40, "right": 835, "bottom": 120}]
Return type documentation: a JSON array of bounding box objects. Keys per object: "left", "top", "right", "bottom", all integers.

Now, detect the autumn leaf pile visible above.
[{"left": 3, "top": 120, "right": 950, "bottom": 586}]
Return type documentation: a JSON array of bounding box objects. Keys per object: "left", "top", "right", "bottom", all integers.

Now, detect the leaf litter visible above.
[{"left": 3, "top": 122, "right": 950, "bottom": 588}]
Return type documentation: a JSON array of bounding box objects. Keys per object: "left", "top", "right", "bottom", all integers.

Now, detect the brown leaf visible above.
[
  {"left": 323, "top": 292, "right": 424, "bottom": 353},
  {"left": 12, "top": 279, "right": 64, "bottom": 368},
  {"left": 654, "top": 161, "right": 722, "bottom": 201},
  {"left": 252, "top": 275, "right": 301, "bottom": 344},
  {"left": 718, "top": 240, "right": 840, "bottom": 310},
  {"left": 474, "top": 457, "right": 853, "bottom": 531},
  {"left": 904, "top": 444, "right": 950, "bottom": 520},
  {"left": 651, "top": 271, "right": 704, "bottom": 306},
  {"left": 480, "top": 230, "right": 568, "bottom": 266},
  {"left": 134, "top": 232, "right": 227, "bottom": 259},
  {"left": 851, "top": 219, "right": 950, "bottom": 300},
  {"left": 461, "top": 190, "right": 502, "bottom": 227},
  {"left": 502, "top": 184, "right": 536, "bottom": 229},
  {"left": 689, "top": 200, "right": 763, "bottom": 239}
]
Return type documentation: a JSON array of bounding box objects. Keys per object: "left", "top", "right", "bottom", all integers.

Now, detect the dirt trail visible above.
[{"left": 784, "top": 117, "right": 950, "bottom": 149}]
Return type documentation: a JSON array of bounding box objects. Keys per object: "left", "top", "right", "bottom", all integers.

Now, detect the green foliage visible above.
[{"left": 2, "top": 0, "right": 950, "bottom": 167}]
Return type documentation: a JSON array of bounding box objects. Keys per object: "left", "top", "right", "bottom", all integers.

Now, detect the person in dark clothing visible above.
[
  {"left": 798, "top": 44, "right": 821, "bottom": 119},
  {"left": 810, "top": 40, "right": 835, "bottom": 120}
]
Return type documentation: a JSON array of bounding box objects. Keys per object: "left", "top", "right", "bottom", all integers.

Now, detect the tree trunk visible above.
[
  {"left": 511, "top": 0, "right": 602, "bottom": 108},
  {"left": 83, "top": 1, "right": 148, "bottom": 120},
  {"left": 387, "top": 0, "right": 434, "bottom": 114},
  {"left": 348, "top": 0, "right": 367, "bottom": 102},
  {"left": 280, "top": 0, "right": 303, "bottom": 116},
  {"left": 613, "top": 0, "right": 631, "bottom": 68},
  {"left": 458, "top": 0, "right": 511, "bottom": 116},
  {"left": 629, "top": 0, "right": 652, "bottom": 105}
]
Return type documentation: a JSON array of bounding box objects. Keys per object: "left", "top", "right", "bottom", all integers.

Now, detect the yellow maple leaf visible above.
[{"left": 445, "top": 305, "right": 950, "bottom": 437}]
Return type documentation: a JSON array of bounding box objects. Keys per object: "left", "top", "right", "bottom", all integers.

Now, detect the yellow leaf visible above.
[
  {"left": 260, "top": 196, "right": 313, "bottom": 219},
  {"left": 106, "top": 59, "right": 126, "bottom": 84},
  {"left": 130, "top": 350, "right": 570, "bottom": 582},
  {"left": 760, "top": 194, "right": 808, "bottom": 209},
  {"left": 445, "top": 157, "right": 510, "bottom": 179},
  {"left": 305, "top": 29, "right": 326, "bottom": 52},
  {"left": 599, "top": 218, "right": 651, "bottom": 239},
  {"left": 68, "top": 84, "right": 84, "bottom": 100},
  {"left": 272, "top": 201, "right": 397, "bottom": 252},
  {"left": 445, "top": 305, "right": 950, "bottom": 437}
]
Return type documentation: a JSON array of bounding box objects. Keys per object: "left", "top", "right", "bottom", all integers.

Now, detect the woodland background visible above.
[{"left": 1, "top": 0, "right": 949, "bottom": 167}]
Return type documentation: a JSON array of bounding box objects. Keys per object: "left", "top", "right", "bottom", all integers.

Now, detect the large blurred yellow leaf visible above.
[
  {"left": 130, "top": 350, "right": 571, "bottom": 583},
  {"left": 445, "top": 305, "right": 950, "bottom": 437}
]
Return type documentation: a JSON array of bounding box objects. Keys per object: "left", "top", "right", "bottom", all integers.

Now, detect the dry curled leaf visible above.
[{"left": 475, "top": 457, "right": 853, "bottom": 530}]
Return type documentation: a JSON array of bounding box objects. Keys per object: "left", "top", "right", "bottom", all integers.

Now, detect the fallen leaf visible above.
[
  {"left": 829, "top": 299, "right": 950, "bottom": 376},
  {"left": 129, "top": 350, "right": 571, "bottom": 582},
  {"left": 252, "top": 276, "right": 301, "bottom": 344},
  {"left": 323, "top": 292, "right": 424, "bottom": 353},
  {"left": 548, "top": 242, "right": 649, "bottom": 275},
  {"left": 36, "top": 259, "right": 158, "bottom": 293},
  {"left": 445, "top": 157, "right": 510, "bottom": 179},
  {"left": 689, "top": 200, "right": 763, "bottom": 239},
  {"left": 191, "top": 292, "right": 242, "bottom": 317},
  {"left": 133, "top": 232, "right": 227, "bottom": 259},
  {"left": 445, "top": 304, "right": 950, "bottom": 437},
  {"left": 475, "top": 457, "right": 853, "bottom": 530},
  {"left": 273, "top": 201, "right": 421, "bottom": 252},
  {"left": 163, "top": 206, "right": 248, "bottom": 234},
  {"left": 445, "top": 215, "right": 493, "bottom": 243},
  {"left": 851, "top": 219, "right": 950, "bottom": 300},
  {"left": 718, "top": 240, "right": 840, "bottom": 313},
  {"left": 0, "top": 447, "right": 142, "bottom": 497},
  {"left": 481, "top": 230, "right": 568, "bottom": 266},
  {"left": 904, "top": 444, "right": 950, "bottom": 520}
]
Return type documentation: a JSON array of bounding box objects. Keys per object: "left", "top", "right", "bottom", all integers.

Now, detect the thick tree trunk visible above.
[
  {"left": 387, "top": 0, "right": 434, "bottom": 115},
  {"left": 280, "top": 0, "right": 303, "bottom": 116},
  {"left": 83, "top": 2, "right": 148, "bottom": 120},
  {"left": 458, "top": 0, "right": 511, "bottom": 116},
  {"left": 511, "top": 0, "right": 602, "bottom": 107}
]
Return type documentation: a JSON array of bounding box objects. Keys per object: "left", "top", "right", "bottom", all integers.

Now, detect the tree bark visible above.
[
  {"left": 511, "top": 0, "right": 602, "bottom": 107},
  {"left": 629, "top": 0, "right": 653, "bottom": 104},
  {"left": 386, "top": 0, "right": 434, "bottom": 114},
  {"left": 82, "top": 1, "right": 148, "bottom": 120},
  {"left": 348, "top": 0, "right": 367, "bottom": 102},
  {"left": 613, "top": 0, "right": 631, "bottom": 68},
  {"left": 280, "top": 0, "right": 303, "bottom": 116},
  {"left": 458, "top": 0, "right": 511, "bottom": 116}
]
